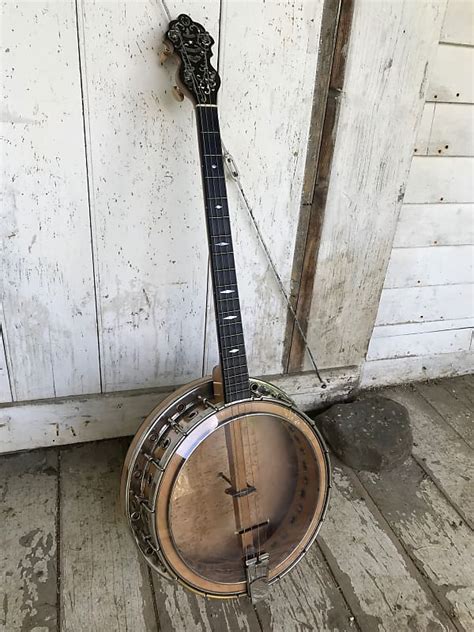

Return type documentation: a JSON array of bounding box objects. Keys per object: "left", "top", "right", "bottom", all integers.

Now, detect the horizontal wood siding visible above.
[
  {"left": 363, "top": 0, "right": 474, "bottom": 387},
  {"left": 415, "top": 103, "right": 474, "bottom": 156},
  {"left": 404, "top": 157, "right": 474, "bottom": 204},
  {"left": 393, "top": 204, "right": 474, "bottom": 247},
  {"left": 440, "top": 0, "right": 474, "bottom": 45},
  {"left": 427, "top": 44, "right": 474, "bottom": 103}
]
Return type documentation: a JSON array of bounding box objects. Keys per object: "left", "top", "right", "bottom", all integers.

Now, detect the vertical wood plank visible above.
[
  {"left": 0, "top": 450, "right": 58, "bottom": 631},
  {"left": 77, "top": 1, "right": 220, "bottom": 392},
  {"left": 305, "top": 0, "right": 447, "bottom": 370},
  {"left": 60, "top": 439, "right": 157, "bottom": 631},
  {"left": 358, "top": 458, "right": 474, "bottom": 632},
  {"left": 319, "top": 465, "right": 455, "bottom": 632},
  {"left": 0, "top": 328, "right": 12, "bottom": 403},
  {"left": 204, "top": 0, "right": 325, "bottom": 376},
  {"left": 0, "top": 0, "right": 101, "bottom": 401}
]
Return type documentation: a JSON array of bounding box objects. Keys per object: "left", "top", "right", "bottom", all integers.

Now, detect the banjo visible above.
[{"left": 121, "top": 13, "right": 330, "bottom": 601}]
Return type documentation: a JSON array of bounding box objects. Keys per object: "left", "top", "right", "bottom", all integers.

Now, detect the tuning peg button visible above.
[
  {"left": 172, "top": 85, "right": 184, "bottom": 102},
  {"left": 159, "top": 45, "right": 172, "bottom": 64}
]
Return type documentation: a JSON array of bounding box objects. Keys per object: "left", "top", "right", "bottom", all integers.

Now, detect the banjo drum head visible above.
[{"left": 151, "top": 398, "right": 329, "bottom": 596}]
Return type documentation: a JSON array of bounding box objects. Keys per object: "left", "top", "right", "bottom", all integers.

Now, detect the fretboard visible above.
[{"left": 195, "top": 105, "right": 250, "bottom": 403}]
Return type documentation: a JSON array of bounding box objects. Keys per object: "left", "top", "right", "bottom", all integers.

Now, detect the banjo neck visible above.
[{"left": 195, "top": 104, "right": 251, "bottom": 403}]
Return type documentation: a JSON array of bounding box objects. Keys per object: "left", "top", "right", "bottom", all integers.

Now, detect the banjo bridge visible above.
[{"left": 218, "top": 471, "right": 257, "bottom": 498}]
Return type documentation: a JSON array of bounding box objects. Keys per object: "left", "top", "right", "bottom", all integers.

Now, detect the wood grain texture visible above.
[
  {"left": 415, "top": 376, "right": 474, "bottom": 447},
  {"left": 77, "top": 1, "right": 220, "bottom": 393},
  {"left": 359, "top": 457, "right": 474, "bottom": 631},
  {"left": 254, "top": 544, "right": 357, "bottom": 632},
  {"left": 384, "top": 245, "right": 474, "bottom": 289},
  {"left": 415, "top": 104, "right": 474, "bottom": 156},
  {"left": 375, "top": 284, "right": 474, "bottom": 325},
  {"left": 414, "top": 102, "right": 436, "bottom": 154},
  {"left": 286, "top": 0, "right": 355, "bottom": 372},
  {"left": 0, "top": 329, "right": 12, "bottom": 403},
  {"left": 427, "top": 44, "right": 474, "bottom": 103},
  {"left": 319, "top": 464, "right": 454, "bottom": 632},
  {"left": 0, "top": 367, "right": 357, "bottom": 454},
  {"left": 60, "top": 439, "right": 157, "bottom": 631},
  {"left": 151, "top": 576, "right": 260, "bottom": 632},
  {"left": 304, "top": 0, "right": 447, "bottom": 370},
  {"left": 0, "top": 0, "right": 101, "bottom": 401},
  {"left": 384, "top": 386, "right": 474, "bottom": 529},
  {"left": 441, "top": 0, "right": 474, "bottom": 45},
  {"left": 0, "top": 450, "right": 58, "bottom": 631},
  {"left": 416, "top": 375, "right": 474, "bottom": 449},
  {"left": 361, "top": 350, "right": 474, "bottom": 387},
  {"left": 204, "top": 0, "right": 325, "bottom": 377},
  {"left": 367, "top": 325, "right": 473, "bottom": 361},
  {"left": 393, "top": 204, "right": 474, "bottom": 247},
  {"left": 404, "top": 157, "right": 474, "bottom": 204}
]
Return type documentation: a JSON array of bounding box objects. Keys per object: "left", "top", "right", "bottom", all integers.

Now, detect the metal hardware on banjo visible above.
[{"left": 121, "top": 13, "right": 330, "bottom": 601}]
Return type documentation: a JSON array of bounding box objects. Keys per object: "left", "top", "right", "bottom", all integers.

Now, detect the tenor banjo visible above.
[{"left": 121, "top": 13, "right": 330, "bottom": 601}]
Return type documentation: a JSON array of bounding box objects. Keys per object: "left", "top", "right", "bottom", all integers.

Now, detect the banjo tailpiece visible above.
[{"left": 121, "top": 13, "right": 331, "bottom": 602}]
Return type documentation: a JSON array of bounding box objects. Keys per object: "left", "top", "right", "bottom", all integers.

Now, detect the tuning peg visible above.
[
  {"left": 172, "top": 85, "right": 184, "bottom": 102},
  {"left": 159, "top": 45, "right": 172, "bottom": 64}
]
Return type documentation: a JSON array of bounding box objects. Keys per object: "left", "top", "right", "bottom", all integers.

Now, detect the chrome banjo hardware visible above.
[{"left": 246, "top": 552, "right": 270, "bottom": 602}]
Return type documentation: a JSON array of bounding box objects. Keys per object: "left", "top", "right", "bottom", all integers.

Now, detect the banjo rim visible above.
[{"left": 121, "top": 377, "right": 330, "bottom": 598}]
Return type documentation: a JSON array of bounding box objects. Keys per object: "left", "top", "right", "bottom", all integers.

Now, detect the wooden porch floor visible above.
[{"left": 1, "top": 376, "right": 473, "bottom": 631}]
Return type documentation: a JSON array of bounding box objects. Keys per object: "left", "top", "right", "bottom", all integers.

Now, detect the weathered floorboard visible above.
[
  {"left": 254, "top": 544, "right": 357, "bottom": 632},
  {"left": 151, "top": 576, "right": 261, "bottom": 632},
  {"left": 60, "top": 439, "right": 157, "bottom": 631},
  {"left": 359, "top": 457, "right": 474, "bottom": 632},
  {"left": 385, "top": 386, "right": 474, "bottom": 529},
  {"left": 318, "top": 464, "right": 455, "bottom": 632},
  {"left": 415, "top": 379, "right": 474, "bottom": 447},
  {"left": 0, "top": 450, "right": 58, "bottom": 631}
]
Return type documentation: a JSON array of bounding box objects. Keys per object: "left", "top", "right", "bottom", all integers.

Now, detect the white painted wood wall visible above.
[
  {"left": 1, "top": 0, "right": 470, "bottom": 451},
  {"left": 1, "top": 0, "right": 323, "bottom": 405},
  {"left": 362, "top": 0, "right": 474, "bottom": 387}
]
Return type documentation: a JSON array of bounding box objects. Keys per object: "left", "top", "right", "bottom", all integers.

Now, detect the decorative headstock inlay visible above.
[{"left": 166, "top": 14, "right": 221, "bottom": 106}]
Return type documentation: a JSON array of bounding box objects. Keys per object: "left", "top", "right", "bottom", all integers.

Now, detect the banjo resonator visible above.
[{"left": 121, "top": 14, "right": 330, "bottom": 601}]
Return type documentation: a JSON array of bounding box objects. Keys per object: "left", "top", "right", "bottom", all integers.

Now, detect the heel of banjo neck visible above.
[{"left": 212, "top": 365, "right": 224, "bottom": 403}]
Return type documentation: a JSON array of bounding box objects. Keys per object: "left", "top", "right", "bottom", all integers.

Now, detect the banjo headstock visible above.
[{"left": 164, "top": 14, "right": 221, "bottom": 106}]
